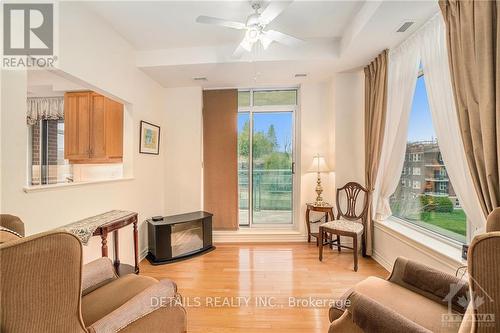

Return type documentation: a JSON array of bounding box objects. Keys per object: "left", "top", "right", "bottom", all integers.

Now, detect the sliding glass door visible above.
[{"left": 238, "top": 89, "right": 296, "bottom": 227}]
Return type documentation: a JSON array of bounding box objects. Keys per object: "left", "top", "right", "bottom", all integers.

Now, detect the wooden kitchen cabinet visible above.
[{"left": 64, "top": 92, "right": 123, "bottom": 163}]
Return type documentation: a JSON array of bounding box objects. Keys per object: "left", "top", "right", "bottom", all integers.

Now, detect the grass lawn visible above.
[
  {"left": 395, "top": 208, "right": 467, "bottom": 238},
  {"left": 420, "top": 210, "right": 467, "bottom": 236}
]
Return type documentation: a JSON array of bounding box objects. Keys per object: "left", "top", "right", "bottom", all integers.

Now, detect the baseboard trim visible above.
[
  {"left": 371, "top": 249, "right": 392, "bottom": 272},
  {"left": 213, "top": 230, "right": 307, "bottom": 243},
  {"left": 140, "top": 248, "right": 148, "bottom": 261}
]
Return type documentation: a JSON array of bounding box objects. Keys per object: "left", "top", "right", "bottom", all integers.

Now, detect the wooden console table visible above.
[
  {"left": 93, "top": 212, "right": 139, "bottom": 276},
  {"left": 60, "top": 210, "right": 140, "bottom": 276}
]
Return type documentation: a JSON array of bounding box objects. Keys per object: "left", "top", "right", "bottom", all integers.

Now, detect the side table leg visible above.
[
  {"left": 319, "top": 226, "right": 324, "bottom": 261},
  {"left": 133, "top": 220, "right": 139, "bottom": 273},
  {"left": 306, "top": 208, "right": 311, "bottom": 243},
  {"left": 113, "top": 230, "right": 120, "bottom": 270},
  {"left": 101, "top": 232, "right": 108, "bottom": 257}
]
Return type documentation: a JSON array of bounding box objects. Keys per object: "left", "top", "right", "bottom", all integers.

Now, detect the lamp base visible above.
[
  {"left": 313, "top": 172, "right": 329, "bottom": 207},
  {"left": 312, "top": 200, "right": 330, "bottom": 207}
]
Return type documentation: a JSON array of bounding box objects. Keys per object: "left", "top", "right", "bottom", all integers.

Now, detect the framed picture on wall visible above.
[{"left": 139, "top": 121, "right": 161, "bottom": 155}]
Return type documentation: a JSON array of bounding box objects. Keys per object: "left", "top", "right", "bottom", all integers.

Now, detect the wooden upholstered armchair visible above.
[
  {"left": 328, "top": 208, "right": 500, "bottom": 333},
  {"left": 0, "top": 229, "right": 187, "bottom": 333},
  {"left": 319, "top": 182, "right": 369, "bottom": 271}
]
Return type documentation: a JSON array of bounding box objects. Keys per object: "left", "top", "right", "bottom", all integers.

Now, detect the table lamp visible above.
[{"left": 308, "top": 154, "right": 331, "bottom": 206}]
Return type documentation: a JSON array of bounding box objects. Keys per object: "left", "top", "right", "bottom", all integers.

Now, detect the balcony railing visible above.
[{"left": 238, "top": 169, "right": 292, "bottom": 211}]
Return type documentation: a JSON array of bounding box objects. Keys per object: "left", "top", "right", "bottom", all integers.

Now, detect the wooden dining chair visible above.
[{"left": 319, "top": 182, "right": 369, "bottom": 271}]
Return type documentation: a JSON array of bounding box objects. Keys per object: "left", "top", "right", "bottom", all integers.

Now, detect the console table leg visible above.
[
  {"left": 101, "top": 232, "right": 108, "bottom": 257},
  {"left": 133, "top": 220, "right": 139, "bottom": 273},
  {"left": 113, "top": 230, "right": 120, "bottom": 270}
]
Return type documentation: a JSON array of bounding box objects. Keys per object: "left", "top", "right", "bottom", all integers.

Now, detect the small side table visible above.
[
  {"left": 305, "top": 203, "right": 335, "bottom": 246},
  {"left": 93, "top": 212, "right": 139, "bottom": 276}
]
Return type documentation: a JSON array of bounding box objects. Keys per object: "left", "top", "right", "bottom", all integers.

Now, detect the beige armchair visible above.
[
  {"left": 0, "top": 230, "right": 187, "bottom": 333},
  {"left": 0, "top": 214, "right": 25, "bottom": 243},
  {"left": 329, "top": 207, "right": 500, "bottom": 333}
]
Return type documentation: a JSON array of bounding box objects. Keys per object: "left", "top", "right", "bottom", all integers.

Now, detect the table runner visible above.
[{"left": 59, "top": 210, "right": 135, "bottom": 245}]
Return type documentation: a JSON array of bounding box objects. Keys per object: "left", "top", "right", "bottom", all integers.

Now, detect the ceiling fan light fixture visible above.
[{"left": 246, "top": 28, "right": 261, "bottom": 43}]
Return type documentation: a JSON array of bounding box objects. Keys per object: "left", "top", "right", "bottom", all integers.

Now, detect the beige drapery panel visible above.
[
  {"left": 364, "top": 50, "right": 388, "bottom": 256},
  {"left": 439, "top": 0, "right": 500, "bottom": 217},
  {"left": 203, "top": 89, "right": 238, "bottom": 230}
]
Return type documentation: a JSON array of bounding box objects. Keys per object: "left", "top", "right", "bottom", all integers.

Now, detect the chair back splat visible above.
[{"left": 336, "top": 182, "right": 369, "bottom": 222}]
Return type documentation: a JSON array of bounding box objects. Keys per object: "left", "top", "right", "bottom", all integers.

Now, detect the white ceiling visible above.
[
  {"left": 85, "top": 1, "right": 439, "bottom": 88},
  {"left": 28, "top": 70, "right": 87, "bottom": 97},
  {"left": 87, "top": 1, "right": 362, "bottom": 50}
]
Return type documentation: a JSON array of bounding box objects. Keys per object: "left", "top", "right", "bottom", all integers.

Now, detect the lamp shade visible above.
[{"left": 307, "top": 155, "right": 331, "bottom": 173}]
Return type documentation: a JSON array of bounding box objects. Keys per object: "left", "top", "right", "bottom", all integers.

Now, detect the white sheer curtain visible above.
[
  {"left": 419, "top": 14, "right": 486, "bottom": 234},
  {"left": 373, "top": 36, "right": 421, "bottom": 221}
]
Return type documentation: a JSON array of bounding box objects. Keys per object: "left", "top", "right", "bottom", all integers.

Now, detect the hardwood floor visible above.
[{"left": 140, "top": 242, "right": 388, "bottom": 333}]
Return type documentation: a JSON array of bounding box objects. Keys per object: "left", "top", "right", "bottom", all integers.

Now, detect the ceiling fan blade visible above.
[
  {"left": 259, "top": 1, "right": 293, "bottom": 25},
  {"left": 196, "top": 16, "right": 246, "bottom": 30},
  {"left": 232, "top": 45, "right": 246, "bottom": 58},
  {"left": 232, "top": 38, "right": 253, "bottom": 58},
  {"left": 265, "top": 30, "right": 303, "bottom": 47}
]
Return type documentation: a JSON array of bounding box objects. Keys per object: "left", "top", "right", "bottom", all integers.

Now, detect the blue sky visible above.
[
  {"left": 408, "top": 75, "right": 437, "bottom": 142},
  {"left": 238, "top": 77, "right": 435, "bottom": 148}
]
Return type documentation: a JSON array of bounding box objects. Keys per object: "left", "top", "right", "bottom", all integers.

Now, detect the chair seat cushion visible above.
[
  {"left": 353, "top": 276, "right": 460, "bottom": 333},
  {"left": 81, "top": 273, "right": 157, "bottom": 326},
  {"left": 321, "top": 219, "right": 364, "bottom": 235}
]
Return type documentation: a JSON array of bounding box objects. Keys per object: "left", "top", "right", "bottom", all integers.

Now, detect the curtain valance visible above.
[{"left": 27, "top": 97, "right": 64, "bottom": 125}]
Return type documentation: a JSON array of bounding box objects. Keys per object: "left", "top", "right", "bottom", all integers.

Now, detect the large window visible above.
[
  {"left": 238, "top": 89, "right": 296, "bottom": 227},
  {"left": 30, "top": 119, "right": 72, "bottom": 185},
  {"left": 390, "top": 72, "right": 467, "bottom": 243}
]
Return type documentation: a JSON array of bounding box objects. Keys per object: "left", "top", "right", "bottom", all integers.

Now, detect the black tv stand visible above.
[{"left": 146, "top": 211, "right": 214, "bottom": 265}]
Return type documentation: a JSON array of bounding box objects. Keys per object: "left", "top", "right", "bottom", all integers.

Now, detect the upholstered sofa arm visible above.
[
  {"left": 329, "top": 288, "right": 353, "bottom": 322},
  {"left": 87, "top": 279, "right": 181, "bottom": 333},
  {"left": 0, "top": 214, "right": 25, "bottom": 237},
  {"left": 388, "top": 257, "right": 469, "bottom": 313},
  {"left": 347, "top": 292, "right": 432, "bottom": 333},
  {"left": 82, "top": 258, "right": 118, "bottom": 296}
]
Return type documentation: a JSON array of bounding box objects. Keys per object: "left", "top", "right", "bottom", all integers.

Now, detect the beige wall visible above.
[
  {"left": 163, "top": 87, "right": 203, "bottom": 215},
  {"left": 333, "top": 71, "right": 366, "bottom": 188},
  {"left": 299, "top": 82, "right": 336, "bottom": 233}
]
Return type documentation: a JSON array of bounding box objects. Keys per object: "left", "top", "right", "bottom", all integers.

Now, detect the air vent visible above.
[
  {"left": 396, "top": 21, "right": 415, "bottom": 33},
  {"left": 193, "top": 77, "right": 207, "bottom": 81},
  {"left": 294, "top": 73, "right": 307, "bottom": 78}
]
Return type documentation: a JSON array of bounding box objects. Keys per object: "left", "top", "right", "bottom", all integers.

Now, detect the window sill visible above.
[
  {"left": 375, "top": 217, "right": 465, "bottom": 266},
  {"left": 23, "top": 177, "right": 134, "bottom": 193}
]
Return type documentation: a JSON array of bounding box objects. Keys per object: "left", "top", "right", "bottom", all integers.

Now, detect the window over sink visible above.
[{"left": 27, "top": 70, "right": 125, "bottom": 188}]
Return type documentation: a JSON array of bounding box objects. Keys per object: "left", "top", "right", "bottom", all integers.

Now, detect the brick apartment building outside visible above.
[{"left": 393, "top": 140, "right": 460, "bottom": 208}]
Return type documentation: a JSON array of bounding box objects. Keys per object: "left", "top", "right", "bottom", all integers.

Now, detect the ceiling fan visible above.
[{"left": 196, "top": 1, "right": 303, "bottom": 57}]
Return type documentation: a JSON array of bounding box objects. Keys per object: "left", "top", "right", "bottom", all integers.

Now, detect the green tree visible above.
[
  {"left": 264, "top": 152, "right": 291, "bottom": 169},
  {"left": 267, "top": 125, "right": 278, "bottom": 150},
  {"left": 238, "top": 120, "right": 250, "bottom": 157}
]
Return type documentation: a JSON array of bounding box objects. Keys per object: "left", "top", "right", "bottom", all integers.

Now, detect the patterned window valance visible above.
[{"left": 26, "top": 97, "right": 64, "bottom": 125}]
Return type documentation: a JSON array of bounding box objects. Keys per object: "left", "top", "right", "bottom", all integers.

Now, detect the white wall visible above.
[
  {"left": 163, "top": 87, "right": 203, "bottom": 215},
  {"left": 1, "top": 2, "right": 166, "bottom": 264},
  {"left": 299, "top": 82, "right": 336, "bottom": 234},
  {"left": 333, "top": 71, "right": 365, "bottom": 187}
]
